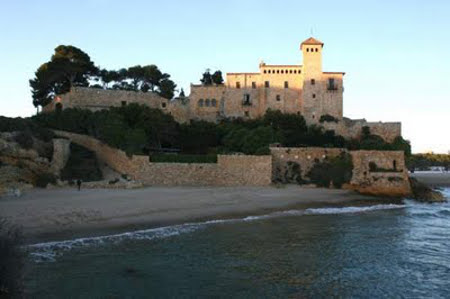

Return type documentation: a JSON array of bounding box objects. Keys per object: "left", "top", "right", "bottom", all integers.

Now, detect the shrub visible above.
[
  {"left": 35, "top": 172, "right": 57, "bottom": 188},
  {"left": 150, "top": 154, "right": 217, "bottom": 163},
  {"left": 13, "top": 131, "right": 34, "bottom": 149},
  {"left": 319, "top": 114, "right": 339, "bottom": 123},
  {"left": 0, "top": 219, "right": 24, "bottom": 299},
  {"left": 307, "top": 153, "right": 353, "bottom": 188}
]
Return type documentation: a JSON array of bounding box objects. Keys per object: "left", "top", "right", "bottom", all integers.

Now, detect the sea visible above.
[{"left": 24, "top": 188, "right": 450, "bottom": 298}]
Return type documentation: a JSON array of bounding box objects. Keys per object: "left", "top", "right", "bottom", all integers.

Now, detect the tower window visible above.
[
  {"left": 265, "top": 81, "right": 270, "bottom": 88},
  {"left": 284, "top": 81, "right": 289, "bottom": 88},
  {"left": 315, "top": 48, "right": 318, "bottom": 52},
  {"left": 236, "top": 82, "right": 241, "bottom": 89},
  {"left": 311, "top": 79, "right": 315, "bottom": 85},
  {"left": 312, "top": 94, "right": 316, "bottom": 98},
  {"left": 277, "top": 70, "right": 280, "bottom": 74},
  {"left": 252, "top": 82, "right": 256, "bottom": 89},
  {"left": 299, "top": 70, "right": 301, "bottom": 74},
  {"left": 281, "top": 70, "right": 284, "bottom": 74},
  {"left": 289, "top": 70, "right": 292, "bottom": 74},
  {"left": 294, "top": 70, "right": 297, "bottom": 74},
  {"left": 307, "top": 48, "right": 309, "bottom": 52},
  {"left": 268, "top": 70, "right": 271, "bottom": 74},
  {"left": 205, "top": 99, "right": 210, "bottom": 107},
  {"left": 263, "top": 70, "right": 267, "bottom": 74},
  {"left": 245, "top": 111, "right": 249, "bottom": 117},
  {"left": 276, "top": 95, "right": 281, "bottom": 101},
  {"left": 211, "top": 98, "right": 217, "bottom": 107},
  {"left": 243, "top": 94, "right": 251, "bottom": 106},
  {"left": 121, "top": 101, "right": 127, "bottom": 106},
  {"left": 162, "top": 102, "right": 167, "bottom": 108},
  {"left": 198, "top": 99, "right": 204, "bottom": 107}
]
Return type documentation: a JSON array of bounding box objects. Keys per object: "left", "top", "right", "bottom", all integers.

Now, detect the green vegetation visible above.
[
  {"left": 35, "top": 173, "right": 57, "bottom": 188},
  {"left": 200, "top": 69, "right": 224, "bottom": 85},
  {"left": 29, "top": 46, "right": 176, "bottom": 108},
  {"left": 407, "top": 153, "right": 450, "bottom": 171},
  {"left": 0, "top": 116, "right": 54, "bottom": 142},
  {"left": 307, "top": 153, "right": 353, "bottom": 188},
  {"left": 151, "top": 154, "right": 218, "bottom": 163},
  {"left": 319, "top": 114, "right": 339, "bottom": 123},
  {"left": 32, "top": 106, "right": 411, "bottom": 157},
  {"left": 0, "top": 219, "right": 24, "bottom": 298}
]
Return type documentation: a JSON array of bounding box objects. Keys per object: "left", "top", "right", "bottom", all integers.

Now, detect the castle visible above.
[{"left": 44, "top": 37, "right": 401, "bottom": 142}]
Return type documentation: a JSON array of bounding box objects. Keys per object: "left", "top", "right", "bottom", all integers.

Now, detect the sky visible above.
[{"left": 0, "top": 0, "right": 449, "bottom": 153}]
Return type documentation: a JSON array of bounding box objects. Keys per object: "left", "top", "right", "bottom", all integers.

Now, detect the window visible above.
[
  {"left": 211, "top": 99, "right": 217, "bottom": 107},
  {"left": 311, "top": 79, "right": 315, "bottom": 85},
  {"left": 393, "top": 160, "right": 397, "bottom": 170},
  {"left": 315, "top": 48, "right": 318, "bottom": 52},
  {"left": 55, "top": 102, "right": 63, "bottom": 112},
  {"left": 263, "top": 70, "right": 267, "bottom": 74},
  {"left": 281, "top": 70, "right": 284, "bottom": 74},
  {"left": 252, "top": 82, "right": 256, "bottom": 89},
  {"left": 299, "top": 70, "right": 301, "bottom": 74},
  {"left": 289, "top": 70, "right": 292, "bottom": 74},
  {"left": 198, "top": 99, "right": 204, "bottom": 107},
  {"left": 293, "top": 70, "right": 297, "bottom": 74},
  {"left": 121, "top": 101, "right": 127, "bottom": 106},
  {"left": 243, "top": 94, "right": 251, "bottom": 106},
  {"left": 276, "top": 95, "right": 281, "bottom": 101},
  {"left": 312, "top": 94, "right": 316, "bottom": 98},
  {"left": 205, "top": 99, "right": 210, "bottom": 107},
  {"left": 244, "top": 111, "right": 249, "bottom": 117},
  {"left": 162, "top": 102, "right": 167, "bottom": 108},
  {"left": 307, "top": 48, "right": 310, "bottom": 52},
  {"left": 327, "top": 78, "right": 337, "bottom": 90},
  {"left": 277, "top": 70, "right": 280, "bottom": 74},
  {"left": 284, "top": 81, "right": 289, "bottom": 88},
  {"left": 265, "top": 81, "right": 270, "bottom": 88},
  {"left": 268, "top": 70, "right": 271, "bottom": 74},
  {"left": 236, "top": 82, "right": 241, "bottom": 89}
]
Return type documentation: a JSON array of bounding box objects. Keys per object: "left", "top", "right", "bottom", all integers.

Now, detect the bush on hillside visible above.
[
  {"left": 307, "top": 152, "right": 353, "bottom": 188},
  {"left": 35, "top": 172, "right": 57, "bottom": 188},
  {"left": 13, "top": 131, "right": 34, "bottom": 149}
]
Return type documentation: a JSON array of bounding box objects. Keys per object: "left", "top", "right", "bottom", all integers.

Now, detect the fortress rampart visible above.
[{"left": 54, "top": 130, "right": 411, "bottom": 196}]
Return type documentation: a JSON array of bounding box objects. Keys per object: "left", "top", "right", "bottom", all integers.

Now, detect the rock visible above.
[{"left": 409, "top": 177, "right": 446, "bottom": 203}]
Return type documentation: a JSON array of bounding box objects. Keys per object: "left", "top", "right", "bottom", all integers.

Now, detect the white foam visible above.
[{"left": 27, "top": 203, "right": 405, "bottom": 263}]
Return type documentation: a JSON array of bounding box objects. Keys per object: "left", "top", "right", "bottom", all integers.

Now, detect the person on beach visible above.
[{"left": 76, "top": 179, "right": 82, "bottom": 191}]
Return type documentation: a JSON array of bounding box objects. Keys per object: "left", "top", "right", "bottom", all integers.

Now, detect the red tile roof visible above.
[{"left": 301, "top": 37, "right": 324, "bottom": 47}]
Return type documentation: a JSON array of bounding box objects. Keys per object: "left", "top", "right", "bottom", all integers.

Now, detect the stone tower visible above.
[{"left": 301, "top": 37, "right": 325, "bottom": 122}]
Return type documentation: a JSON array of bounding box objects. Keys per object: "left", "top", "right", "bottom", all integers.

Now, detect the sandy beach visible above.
[{"left": 0, "top": 185, "right": 387, "bottom": 244}]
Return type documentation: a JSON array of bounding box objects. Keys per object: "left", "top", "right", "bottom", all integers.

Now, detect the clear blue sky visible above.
[{"left": 0, "top": 0, "right": 449, "bottom": 153}]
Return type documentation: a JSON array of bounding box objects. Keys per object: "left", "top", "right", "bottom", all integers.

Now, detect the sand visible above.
[{"left": 0, "top": 185, "right": 387, "bottom": 244}]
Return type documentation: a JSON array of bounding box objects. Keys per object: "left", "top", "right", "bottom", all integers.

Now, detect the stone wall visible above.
[
  {"left": 53, "top": 130, "right": 272, "bottom": 186},
  {"left": 350, "top": 150, "right": 411, "bottom": 197},
  {"left": 270, "top": 146, "right": 411, "bottom": 197},
  {"left": 322, "top": 118, "right": 401, "bottom": 142}
]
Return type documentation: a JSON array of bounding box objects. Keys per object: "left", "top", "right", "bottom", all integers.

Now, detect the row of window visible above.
[
  {"left": 236, "top": 81, "right": 289, "bottom": 89},
  {"left": 306, "top": 48, "right": 319, "bottom": 52},
  {"left": 198, "top": 98, "right": 217, "bottom": 107},
  {"left": 263, "top": 69, "right": 301, "bottom": 74}
]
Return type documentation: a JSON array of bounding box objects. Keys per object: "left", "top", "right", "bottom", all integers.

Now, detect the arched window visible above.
[
  {"left": 315, "top": 48, "right": 318, "bottom": 52},
  {"left": 268, "top": 70, "right": 271, "bottom": 74},
  {"left": 277, "top": 70, "right": 280, "bottom": 74},
  {"left": 211, "top": 98, "right": 217, "bottom": 107},
  {"left": 263, "top": 70, "right": 267, "bottom": 74},
  {"left": 393, "top": 160, "right": 397, "bottom": 170},
  {"left": 281, "top": 70, "right": 284, "bottom": 74},
  {"left": 307, "top": 48, "right": 310, "bottom": 52},
  {"left": 198, "top": 99, "right": 204, "bottom": 107},
  {"left": 289, "top": 70, "right": 293, "bottom": 74},
  {"left": 205, "top": 99, "right": 210, "bottom": 107},
  {"left": 293, "top": 70, "right": 297, "bottom": 74}
]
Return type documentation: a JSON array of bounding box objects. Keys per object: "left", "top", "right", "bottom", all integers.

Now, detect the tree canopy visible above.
[{"left": 30, "top": 46, "right": 178, "bottom": 108}]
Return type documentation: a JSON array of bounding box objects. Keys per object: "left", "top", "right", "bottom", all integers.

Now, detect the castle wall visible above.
[
  {"left": 53, "top": 130, "right": 272, "bottom": 186},
  {"left": 49, "top": 87, "right": 169, "bottom": 112},
  {"left": 270, "top": 146, "right": 411, "bottom": 196},
  {"left": 350, "top": 150, "right": 411, "bottom": 197},
  {"left": 322, "top": 119, "right": 401, "bottom": 142}
]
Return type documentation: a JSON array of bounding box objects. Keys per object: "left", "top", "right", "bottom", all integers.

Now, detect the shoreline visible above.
[
  {"left": 0, "top": 185, "right": 397, "bottom": 244},
  {"left": 410, "top": 172, "right": 450, "bottom": 187}
]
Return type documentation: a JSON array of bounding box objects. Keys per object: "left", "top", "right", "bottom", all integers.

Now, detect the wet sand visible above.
[{"left": 0, "top": 185, "right": 387, "bottom": 244}]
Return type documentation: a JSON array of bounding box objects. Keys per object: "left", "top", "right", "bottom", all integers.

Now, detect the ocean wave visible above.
[{"left": 27, "top": 203, "right": 405, "bottom": 263}]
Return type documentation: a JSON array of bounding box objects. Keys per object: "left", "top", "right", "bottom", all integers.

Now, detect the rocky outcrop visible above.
[
  {"left": 409, "top": 177, "right": 446, "bottom": 203},
  {"left": 50, "top": 138, "right": 71, "bottom": 175}
]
